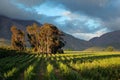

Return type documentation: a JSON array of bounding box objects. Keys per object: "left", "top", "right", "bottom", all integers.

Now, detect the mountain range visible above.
[
  {"left": 0, "top": 15, "right": 120, "bottom": 50},
  {"left": 0, "top": 15, "right": 93, "bottom": 50},
  {"left": 89, "top": 30, "right": 120, "bottom": 49}
]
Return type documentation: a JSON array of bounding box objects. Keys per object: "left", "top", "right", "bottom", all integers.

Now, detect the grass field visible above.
[{"left": 0, "top": 48, "right": 120, "bottom": 80}]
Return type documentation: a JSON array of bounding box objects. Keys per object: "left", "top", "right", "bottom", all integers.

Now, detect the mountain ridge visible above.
[
  {"left": 89, "top": 30, "right": 120, "bottom": 49},
  {"left": 0, "top": 15, "right": 92, "bottom": 50},
  {"left": 1, "top": 15, "right": 120, "bottom": 50}
]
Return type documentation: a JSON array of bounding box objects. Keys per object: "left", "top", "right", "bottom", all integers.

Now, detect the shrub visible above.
[{"left": 105, "top": 46, "right": 114, "bottom": 52}]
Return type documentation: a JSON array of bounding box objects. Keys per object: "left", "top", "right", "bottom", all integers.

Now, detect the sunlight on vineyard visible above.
[
  {"left": 0, "top": 48, "right": 120, "bottom": 80},
  {"left": 4, "top": 67, "right": 17, "bottom": 78},
  {"left": 24, "top": 65, "right": 34, "bottom": 80},
  {"left": 47, "top": 63, "right": 53, "bottom": 75}
]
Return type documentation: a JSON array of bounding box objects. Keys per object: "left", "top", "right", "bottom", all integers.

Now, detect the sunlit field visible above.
[{"left": 0, "top": 48, "right": 120, "bottom": 80}]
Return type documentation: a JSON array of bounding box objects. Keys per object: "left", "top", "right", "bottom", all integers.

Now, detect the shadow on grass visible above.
[{"left": 0, "top": 48, "right": 31, "bottom": 58}]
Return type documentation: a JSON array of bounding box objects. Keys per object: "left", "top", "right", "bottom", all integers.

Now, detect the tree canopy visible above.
[
  {"left": 26, "top": 23, "right": 65, "bottom": 54},
  {"left": 11, "top": 25, "right": 26, "bottom": 51}
]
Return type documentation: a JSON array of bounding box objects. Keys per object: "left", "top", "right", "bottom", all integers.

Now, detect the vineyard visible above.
[{"left": 0, "top": 48, "right": 120, "bottom": 80}]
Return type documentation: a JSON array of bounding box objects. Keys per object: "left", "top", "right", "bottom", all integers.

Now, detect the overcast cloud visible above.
[{"left": 0, "top": 0, "right": 120, "bottom": 40}]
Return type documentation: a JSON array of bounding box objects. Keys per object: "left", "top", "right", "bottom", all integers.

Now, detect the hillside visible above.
[
  {"left": 63, "top": 33, "right": 92, "bottom": 50},
  {"left": 0, "top": 15, "right": 92, "bottom": 50},
  {"left": 89, "top": 30, "right": 120, "bottom": 49},
  {"left": 0, "top": 15, "right": 41, "bottom": 39}
]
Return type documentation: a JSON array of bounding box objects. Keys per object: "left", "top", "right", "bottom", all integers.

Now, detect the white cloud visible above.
[
  {"left": 55, "top": 10, "right": 104, "bottom": 33},
  {"left": 72, "top": 28, "right": 108, "bottom": 40}
]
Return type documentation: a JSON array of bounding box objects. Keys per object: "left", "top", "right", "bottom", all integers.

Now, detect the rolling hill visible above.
[{"left": 89, "top": 30, "right": 120, "bottom": 49}]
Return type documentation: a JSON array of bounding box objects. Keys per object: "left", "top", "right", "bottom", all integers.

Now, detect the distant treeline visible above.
[{"left": 11, "top": 23, "right": 65, "bottom": 54}]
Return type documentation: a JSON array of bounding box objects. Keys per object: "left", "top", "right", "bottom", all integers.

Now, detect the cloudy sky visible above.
[{"left": 0, "top": 0, "right": 120, "bottom": 40}]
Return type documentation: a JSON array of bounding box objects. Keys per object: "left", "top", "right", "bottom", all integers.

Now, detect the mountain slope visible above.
[
  {"left": 63, "top": 33, "right": 92, "bottom": 50},
  {"left": 0, "top": 15, "right": 92, "bottom": 50},
  {"left": 0, "top": 15, "right": 41, "bottom": 39},
  {"left": 89, "top": 30, "right": 120, "bottom": 49}
]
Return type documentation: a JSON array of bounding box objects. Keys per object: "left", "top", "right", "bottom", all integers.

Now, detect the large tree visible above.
[
  {"left": 11, "top": 25, "right": 25, "bottom": 51},
  {"left": 27, "top": 23, "right": 65, "bottom": 54},
  {"left": 26, "top": 23, "right": 39, "bottom": 51},
  {"left": 39, "top": 23, "right": 65, "bottom": 54}
]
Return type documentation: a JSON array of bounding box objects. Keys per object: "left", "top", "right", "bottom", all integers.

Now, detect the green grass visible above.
[{"left": 0, "top": 48, "right": 120, "bottom": 80}]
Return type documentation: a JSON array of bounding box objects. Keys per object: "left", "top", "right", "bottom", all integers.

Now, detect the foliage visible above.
[
  {"left": 26, "top": 23, "right": 65, "bottom": 54},
  {"left": 105, "top": 46, "right": 114, "bottom": 52},
  {"left": 4, "top": 67, "right": 17, "bottom": 78},
  {"left": 47, "top": 63, "right": 53, "bottom": 74},
  {"left": 11, "top": 25, "right": 26, "bottom": 51},
  {"left": 10, "top": 23, "right": 65, "bottom": 54},
  {"left": 0, "top": 47, "right": 28, "bottom": 58},
  {"left": 24, "top": 65, "right": 35, "bottom": 80},
  {"left": 0, "top": 48, "right": 120, "bottom": 80},
  {"left": 45, "top": 63, "right": 57, "bottom": 80}
]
